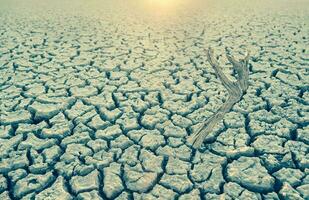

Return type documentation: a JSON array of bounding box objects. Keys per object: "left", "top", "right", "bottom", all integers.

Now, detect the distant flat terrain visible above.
[{"left": 0, "top": 0, "right": 308, "bottom": 199}]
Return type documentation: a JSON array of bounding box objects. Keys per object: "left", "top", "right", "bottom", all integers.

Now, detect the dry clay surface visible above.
[{"left": 0, "top": 0, "right": 308, "bottom": 199}]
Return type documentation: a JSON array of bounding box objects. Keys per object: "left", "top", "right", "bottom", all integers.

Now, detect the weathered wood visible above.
[{"left": 187, "top": 47, "right": 250, "bottom": 149}]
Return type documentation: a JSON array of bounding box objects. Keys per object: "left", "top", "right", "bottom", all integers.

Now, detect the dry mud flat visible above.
[{"left": 0, "top": 0, "right": 308, "bottom": 199}]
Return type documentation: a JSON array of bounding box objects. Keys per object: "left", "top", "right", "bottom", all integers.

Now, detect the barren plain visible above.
[{"left": 0, "top": 0, "right": 308, "bottom": 199}]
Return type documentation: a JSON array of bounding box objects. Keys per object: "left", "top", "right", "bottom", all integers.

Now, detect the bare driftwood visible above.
[{"left": 187, "top": 47, "right": 250, "bottom": 149}]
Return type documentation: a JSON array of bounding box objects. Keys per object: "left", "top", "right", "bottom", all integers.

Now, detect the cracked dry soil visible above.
[{"left": 0, "top": 0, "right": 308, "bottom": 199}]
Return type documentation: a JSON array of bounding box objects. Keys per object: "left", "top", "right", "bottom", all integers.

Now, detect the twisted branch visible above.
[{"left": 187, "top": 47, "right": 250, "bottom": 149}]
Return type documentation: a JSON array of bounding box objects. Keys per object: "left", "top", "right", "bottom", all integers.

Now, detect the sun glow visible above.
[
  {"left": 133, "top": 0, "right": 201, "bottom": 24},
  {"left": 143, "top": 0, "right": 190, "bottom": 13},
  {"left": 147, "top": 0, "right": 178, "bottom": 8}
]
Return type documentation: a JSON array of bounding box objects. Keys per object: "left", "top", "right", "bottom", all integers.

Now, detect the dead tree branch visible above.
[{"left": 187, "top": 47, "right": 250, "bottom": 149}]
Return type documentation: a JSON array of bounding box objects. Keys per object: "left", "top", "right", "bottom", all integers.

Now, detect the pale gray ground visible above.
[{"left": 0, "top": 0, "right": 308, "bottom": 199}]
